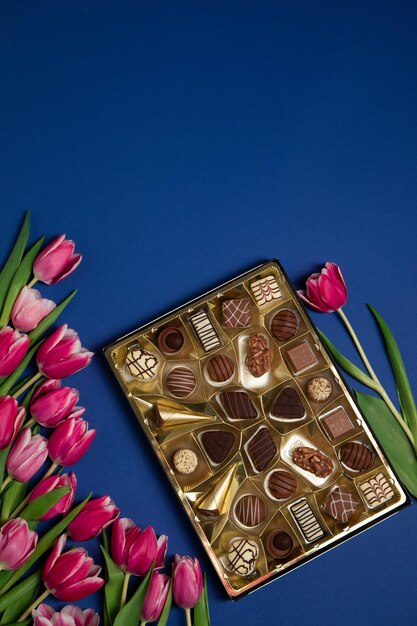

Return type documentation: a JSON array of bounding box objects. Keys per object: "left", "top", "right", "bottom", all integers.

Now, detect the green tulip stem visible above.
[
  {"left": 185, "top": 608, "right": 192, "bottom": 626},
  {"left": 18, "top": 588, "right": 49, "bottom": 621},
  {"left": 120, "top": 572, "right": 131, "bottom": 609},
  {"left": 10, "top": 463, "right": 58, "bottom": 518},
  {"left": 140, "top": 622, "right": 147, "bottom": 626},
  {"left": 0, "top": 475, "right": 12, "bottom": 494},
  {"left": 338, "top": 308, "right": 415, "bottom": 447},
  {"left": 12, "top": 372, "right": 42, "bottom": 400},
  {"left": 27, "top": 277, "right": 37, "bottom": 289}
]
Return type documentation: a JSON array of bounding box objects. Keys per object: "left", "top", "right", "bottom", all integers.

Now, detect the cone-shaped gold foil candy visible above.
[
  {"left": 195, "top": 463, "right": 238, "bottom": 517},
  {"left": 153, "top": 399, "right": 216, "bottom": 430}
]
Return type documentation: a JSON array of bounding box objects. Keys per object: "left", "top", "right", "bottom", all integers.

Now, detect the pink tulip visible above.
[
  {"left": 67, "top": 495, "right": 120, "bottom": 541},
  {"left": 33, "top": 604, "right": 99, "bottom": 626},
  {"left": 111, "top": 518, "right": 159, "bottom": 576},
  {"left": 141, "top": 572, "right": 170, "bottom": 623},
  {"left": 155, "top": 534, "right": 168, "bottom": 570},
  {"left": 0, "top": 395, "right": 25, "bottom": 449},
  {"left": 48, "top": 417, "right": 96, "bottom": 466},
  {"left": 11, "top": 286, "right": 56, "bottom": 332},
  {"left": 173, "top": 555, "right": 203, "bottom": 609},
  {"left": 30, "top": 379, "right": 79, "bottom": 427},
  {"left": 36, "top": 324, "right": 94, "bottom": 380},
  {"left": 0, "top": 518, "right": 38, "bottom": 570},
  {"left": 6, "top": 428, "right": 48, "bottom": 482},
  {"left": 0, "top": 326, "right": 30, "bottom": 377},
  {"left": 33, "top": 235, "right": 82, "bottom": 285},
  {"left": 28, "top": 473, "right": 77, "bottom": 521},
  {"left": 43, "top": 535, "right": 104, "bottom": 602},
  {"left": 298, "top": 262, "right": 347, "bottom": 313}
]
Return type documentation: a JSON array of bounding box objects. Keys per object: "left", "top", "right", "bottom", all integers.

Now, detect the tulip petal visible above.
[
  {"left": 43, "top": 534, "right": 67, "bottom": 579},
  {"left": 54, "top": 576, "right": 105, "bottom": 602}
]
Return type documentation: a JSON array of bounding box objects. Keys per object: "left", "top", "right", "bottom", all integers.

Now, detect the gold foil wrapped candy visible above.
[{"left": 195, "top": 463, "right": 239, "bottom": 517}]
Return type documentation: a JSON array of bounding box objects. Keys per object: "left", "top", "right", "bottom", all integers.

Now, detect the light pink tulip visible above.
[
  {"left": 48, "top": 416, "right": 96, "bottom": 466},
  {"left": 33, "top": 235, "right": 82, "bottom": 285},
  {"left": 173, "top": 555, "right": 203, "bottom": 609},
  {"left": 298, "top": 262, "right": 347, "bottom": 313},
  {"left": 67, "top": 495, "right": 119, "bottom": 541},
  {"left": 111, "top": 518, "right": 159, "bottom": 576},
  {"left": 0, "top": 518, "right": 38, "bottom": 570},
  {"left": 33, "top": 604, "right": 99, "bottom": 626},
  {"left": 11, "top": 286, "right": 56, "bottom": 332},
  {"left": 30, "top": 378, "right": 79, "bottom": 427},
  {"left": 141, "top": 572, "right": 170, "bottom": 623},
  {"left": 36, "top": 324, "right": 93, "bottom": 380},
  {"left": 6, "top": 428, "right": 48, "bottom": 482},
  {"left": 0, "top": 395, "right": 25, "bottom": 449},
  {"left": 0, "top": 326, "right": 30, "bottom": 377},
  {"left": 43, "top": 535, "right": 104, "bottom": 601},
  {"left": 28, "top": 473, "right": 77, "bottom": 521}
]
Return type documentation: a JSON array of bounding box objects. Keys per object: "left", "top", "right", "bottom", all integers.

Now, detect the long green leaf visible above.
[
  {"left": 20, "top": 486, "right": 70, "bottom": 521},
  {"left": 0, "top": 620, "right": 29, "bottom": 626},
  {"left": 356, "top": 390, "right": 417, "bottom": 497},
  {"left": 194, "top": 575, "right": 210, "bottom": 626},
  {"left": 0, "top": 236, "right": 45, "bottom": 326},
  {"left": 101, "top": 547, "right": 124, "bottom": 626},
  {"left": 0, "top": 572, "right": 39, "bottom": 624},
  {"left": 0, "top": 494, "right": 91, "bottom": 595},
  {"left": 1, "top": 481, "right": 27, "bottom": 522},
  {"left": 157, "top": 577, "right": 172, "bottom": 626},
  {"left": 318, "top": 329, "right": 379, "bottom": 390},
  {"left": 368, "top": 304, "right": 417, "bottom": 439},
  {"left": 0, "top": 212, "right": 30, "bottom": 315},
  {"left": 28, "top": 290, "right": 77, "bottom": 345},
  {"left": 113, "top": 566, "right": 153, "bottom": 626},
  {"left": 0, "top": 448, "right": 10, "bottom": 489},
  {"left": 0, "top": 572, "right": 40, "bottom": 613},
  {"left": 0, "top": 342, "right": 42, "bottom": 396}
]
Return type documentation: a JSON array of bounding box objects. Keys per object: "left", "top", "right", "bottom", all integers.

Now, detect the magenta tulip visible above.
[
  {"left": 43, "top": 535, "right": 104, "bottom": 601},
  {"left": 0, "top": 326, "right": 30, "bottom": 377},
  {"left": 28, "top": 473, "right": 77, "bottom": 521},
  {"left": 141, "top": 572, "right": 170, "bottom": 623},
  {"left": 6, "top": 428, "right": 48, "bottom": 482},
  {"left": 0, "top": 395, "right": 25, "bottom": 449},
  {"left": 11, "top": 286, "right": 56, "bottom": 332},
  {"left": 33, "top": 604, "right": 99, "bottom": 626},
  {"left": 173, "top": 555, "right": 203, "bottom": 609},
  {"left": 155, "top": 534, "right": 168, "bottom": 570},
  {"left": 111, "top": 518, "right": 159, "bottom": 576},
  {"left": 30, "top": 379, "right": 79, "bottom": 427},
  {"left": 0, "top": 518, "right": 38, "bottom": 570},
  {"left": 48, "top": 416, "right": 96, "bottom": 466},
  {"left": 67, "top": 495, "right": 120, "bottom": 541},
  {"left": 36, "top": 324, "right": 94, "bottom": 380},
  {"left": 298, "top": 262, "right": 347, "bottom": 313},
  {"left": 33, "top": 235, "right": 82, "bottom": 285}
]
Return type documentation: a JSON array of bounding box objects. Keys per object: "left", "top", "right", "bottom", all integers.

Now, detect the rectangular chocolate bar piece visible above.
[
  {"left": 189, "top": 309, "right": 221, "bottom": 352},
  {"left": 289, "top": 498, "right": 324, "bottom": 543}
]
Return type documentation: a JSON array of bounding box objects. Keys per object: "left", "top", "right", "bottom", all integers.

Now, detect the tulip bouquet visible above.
[
  {"left": 0, "top": 214, "right": 211, "bottom": 626},
  {"left": 299, "top": 262, "right": 417, "bottom": 497}
]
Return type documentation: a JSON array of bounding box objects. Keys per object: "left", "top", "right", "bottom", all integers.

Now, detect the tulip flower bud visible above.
[
  {"left": 30, "top": 379, "right": 79, "bottom": 428},
  {"left": 111, "top": 518, "right": 159, "bottom": 576},
  {"left": 0, "top": 518, "right": 38, "bottom": 570},
  {"left": 0, "top": 396, "right": 25, "bottom": 450},
  {"left": 67, "top": 495, "right": 120, "bottom": 541},
  {"left": 33, "top": 235, "right": 82, "bottom": 285},
  {"left": 36, "top": 324, "right": 94, "bottom": 380},
  {"left": 0, "top": 326, "right": 30, "bottom": 377},
  {"left": 28, "top": 473, "right": 77, "bottom": 521},
  {"left": 11, "top": 286, "right": 56, "bottom": 332},
  {"left": 155, "top": 534, "right": 168, "bottom": 570},
  {"left": 141, "top": 572, "right": 170, "bottom": 623},
  {"left": 48, "top": 416, "right": 96, "bottom": 466},
  {"left": 42, "top": 535, "right": 104, "bottom": 601},
  {"left": 173, "top": 555, "right": 203, "bottom": 609},
  {"left": 33, "top": 604, "right": 99, "bottom": 626},
  {"left": 298, "top": 262, "right": 347, "bottom": 313},
  {"left": 7, "top": 428, "right": 48, "bottom": 482}
]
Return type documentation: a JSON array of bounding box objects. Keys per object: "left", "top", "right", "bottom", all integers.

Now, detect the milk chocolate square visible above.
[
  {"left": 222, "top": 298, "right": 251, "bottom": 328},
  {"left": 321, "top": 407, "right": 355, "bottom": 441},
  {"left": 286, "top": 341, "right": 318, "bottom": 374}
]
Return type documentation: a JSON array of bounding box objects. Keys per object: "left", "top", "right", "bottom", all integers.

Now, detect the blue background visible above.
[{"left": 1, "top": 1, "right": 417, "bottom": 624}]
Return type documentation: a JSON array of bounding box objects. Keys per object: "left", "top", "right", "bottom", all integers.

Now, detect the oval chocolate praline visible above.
[
  {"left": 158, "top": 327, "right": 184, "bottom": 354},
  {"left": 266, "top": 530, "right": 293, "bottom": 559},
  {"left": 206, "top": 355, "right": 235, "bottom": 383},
  {"left": 266, "top": 469, "right": 297, "bottom": 500},
  {"left": 271, "top": 309, "right": 298, "bottom": 341},
  {"left": 340, "top": 441, "right": 373, "bottom": 471},
  {"left": 166, "top": 366, "right": 197, "bottom": 398}
]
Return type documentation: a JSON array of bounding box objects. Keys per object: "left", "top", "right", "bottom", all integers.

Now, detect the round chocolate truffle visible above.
[
  {"left": 172, "top": 448, "right": 199, "bottom": 475},
  {"left": 158, "top": 327, "right": 184, "bottom": 354},
  {"left": 166, "top": 367, "right": 197, "bottom": 398},
  {"left": 206, "top": 355, "right": 235, "bottom": 384},
  {"left": 271, "top": 309, "right": 298, "bottom": 341},
  {"left": 307, "top": 376, "right": 333, "bottom": 403},
  {"left": 266, "top": 530, "right": 293, "bottom": 559},
  {"left": 266, "top": 469, "right": 297, "bottom": 500},
  {"left": 340, "top": 441, "right": 373, "bottom": 471},
  {"left": 234, "top": 495, "right": 266, "bottom": 528}
]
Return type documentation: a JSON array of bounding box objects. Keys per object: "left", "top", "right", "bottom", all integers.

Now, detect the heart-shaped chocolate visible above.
[{"left": 201, "top": 430, "right": 236, "bottom": 464}]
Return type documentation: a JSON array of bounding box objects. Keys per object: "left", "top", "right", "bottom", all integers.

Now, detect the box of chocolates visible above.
[{"left": 104, "top": 261, "right": 408, "bottom": 598}]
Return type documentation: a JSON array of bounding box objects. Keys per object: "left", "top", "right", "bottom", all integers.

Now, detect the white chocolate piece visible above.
[
  {"left": 125, "top": 347, "right": 158, "bottom": 380},
  {"left": 225, "top": 537, "right": 258, "bottom": 576},
  {"left": 189, "top": 309, "right": 221, "bottom": 352},
  {"left": 359, "top": 472, "right": 394, "bottom": 509},
  {"left": 289, "top": 498, "right": 324, "bottom": 543},
  {"left": 250, "top": 276, "right": 281, "bottom": 307}
]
